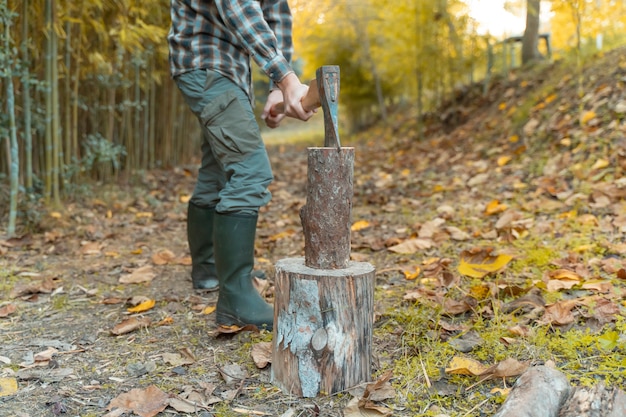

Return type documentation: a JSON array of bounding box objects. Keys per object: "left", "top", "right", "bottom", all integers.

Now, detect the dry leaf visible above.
[
  {"left": 80, "top": 241, "right": 102, "bottom": 256},
  {"left": 152, "top": 249, "right": 176, "bottom": 265},
  {"left": 541, "top": 301, "right": 575, "bottom": 326},
  {"left": 480, "top": 358, "right": 529, "bottom": 379},
  {"left": 127, "top": 299, "right": 156, "bottom": 313},
  {"left": 215, "top": 324, "right": 259, "bottom": 335},
  {"left": 388, "top": 238, "right": 433, "bottom": 254},
  {"left": 445, "top": 356, "right": 489, "bottom": 376},
  {"left": 10, "top": 277, "right": 60, "bottom": 299},
  {"left": 162, "top": 352, "right": 194, "bottom": 367},
  {"left": 110, "top": 317, "right": 151, "bottom": 335},
  {"left": 119, "top": 265, "right": 156, "bottom": 284},
  {"left": 106, "top": 385, "right": 169, "bottom": 417},
  {"left": 251, "top": 342, "right": 272, "bottom": 368},
  {"left": 0, "top": 304, "right": 17, "bottom": 318}
]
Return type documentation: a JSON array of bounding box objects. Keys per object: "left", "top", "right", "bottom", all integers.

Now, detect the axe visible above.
[{"left": 269, "top": 65, "right": 341, "bottom": 149}]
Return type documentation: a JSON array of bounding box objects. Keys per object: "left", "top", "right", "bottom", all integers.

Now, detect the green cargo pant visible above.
[{"left": 174, "top": 69, "right": 273, "bottom": 215}]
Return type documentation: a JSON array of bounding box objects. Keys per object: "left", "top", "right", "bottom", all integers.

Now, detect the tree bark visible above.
[
  {"left": 522, "top": 0, "right": 542, "bottom": 65},
  {"left": 272, "top": 258, "right": 375, "bottom": 398},
  {"left": 300, "top": 148, "right": 354, "bottom": 269}
]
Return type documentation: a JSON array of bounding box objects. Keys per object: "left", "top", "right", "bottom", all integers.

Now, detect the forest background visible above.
[{"left": 1, "top": 0, "right": 626, "bottom": 234}]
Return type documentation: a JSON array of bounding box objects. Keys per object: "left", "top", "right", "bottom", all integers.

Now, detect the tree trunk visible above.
[
  {"left": 4, "top": 13, "right": 20, "bottom": 235},
  {"left": 21, "top": 0, "right": 33, "bottom": 192},
  {"left": 522, "top": 0, "right": 542, "bottom": 65}
]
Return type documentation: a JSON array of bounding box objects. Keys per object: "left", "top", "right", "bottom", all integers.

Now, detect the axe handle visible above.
[{"left": 269, "top": 79, "right": 319, "bottom": 117}]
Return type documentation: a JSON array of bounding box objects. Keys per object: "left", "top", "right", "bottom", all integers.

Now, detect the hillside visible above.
[{"left": 1, "top": 47, "right": 625, "bottom": 416}]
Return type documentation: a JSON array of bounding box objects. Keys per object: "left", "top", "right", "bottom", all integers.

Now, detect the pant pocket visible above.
[{"left": 200, "top": 90, "right": 261, "bottom": 165}]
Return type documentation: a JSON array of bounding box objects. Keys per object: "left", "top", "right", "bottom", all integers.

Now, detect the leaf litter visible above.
[{"left": 2, "top": 47, "right": 626, "bottom": 416}]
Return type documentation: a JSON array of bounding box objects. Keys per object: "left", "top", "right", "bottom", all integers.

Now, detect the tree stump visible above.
[
  {"left": 272, "top": 258, "right": 375, "bottom": 397},
  {"left": 271, "top": 147, "right": 375, "bottom": 397}
]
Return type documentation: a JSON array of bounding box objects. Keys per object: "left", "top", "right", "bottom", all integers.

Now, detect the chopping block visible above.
[{"left": 271, "top": 66, "right": 376, "bottom": 398}]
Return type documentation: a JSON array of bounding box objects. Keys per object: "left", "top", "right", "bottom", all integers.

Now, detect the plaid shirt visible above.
[{"left": 168, "top": 0, "right": 294, "bottom": 101}]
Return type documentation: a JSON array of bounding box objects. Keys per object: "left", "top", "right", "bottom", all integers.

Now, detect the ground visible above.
[{"left": 1, "top": 47, "right": 626, "bottom": 417}]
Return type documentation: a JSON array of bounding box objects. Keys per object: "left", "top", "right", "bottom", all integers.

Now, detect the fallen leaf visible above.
[
  {"left": 480, "top": 357, "right": 529, "bottom": 379},
  {"left": 0, "top": 377, "right": 18, "bottom": 397},
  {"left": 110, "top": 317, "right": 151, "bottom": 335},
  {"left": 10, "top": 277, "right": 60, "bottom": 298},
  {"left": 403, "top": 266, "right": 421, "bottom": 280},
  {"left": 219, "top": 364, "right": 248, "bottom": 385},
  {"left": 202, "top": 305, "right": 216, "bottom": 315},
  {"left": 351, "top": 220, "right": 371, "bottom": 231},
  {"left": 445, "top": 356, "right": 489, "bottom": 376},
  {"left": 251, "top": 342, "right": 272, "bottom": 368},
  {"left": 387, "top": 238, "right": 433, "bottom": 254},
  {"left": 458, "top": 248, "right": 513, "bottom": 278},
  {"left": 0, "top": 304, "right": 17, "bottom": 318},
  {"left": 152, "top": 249, "right": 176, "bottom": 265},
  {"left": 485, "top": 200, "right": 508, "bottom": 215},
  {"left": 106, "top": 385, "right": 169, "bottom": 417},
  {"left": 163, "top": 352, "right": 194, "bottom": 367},
  {"left": 127, "top": 299, "right": 156, "bottom": 313},
  {"left": 541, "top": 301, "right": 576, "bottom": 326},
  {"left": 119, "top": 265, "right": 156, "bottom": 284},
  {"left": 581, "top": 110, "right": 596, "bottom": 125},
  {"left": 80, "top": 241, "right": 102, "bottom": 256}
]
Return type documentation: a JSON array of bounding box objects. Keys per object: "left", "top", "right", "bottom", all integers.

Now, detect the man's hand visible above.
[
  {"left": 261, "top": 89, "right": 286, "bottom": 129},
  {"left": 276, "top": 72, "right": 315, "bottom": 121}
]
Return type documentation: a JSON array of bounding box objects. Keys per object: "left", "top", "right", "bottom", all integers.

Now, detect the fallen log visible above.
[{"left": 492, "top": 366, "right": 570, "bottom": 417}]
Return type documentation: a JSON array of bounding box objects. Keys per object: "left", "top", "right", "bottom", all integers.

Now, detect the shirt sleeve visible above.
[{"left": 215, "top": 0, "right": 294, "bottom": 86}]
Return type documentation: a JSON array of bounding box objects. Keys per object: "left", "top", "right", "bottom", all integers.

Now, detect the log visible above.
[
  {"left": 559, "top": 385, "right": 626, "bottom": 417},
  {"left": 300, "top": 147, "right": 354, "bottom": 269},
  {"left": 492, "top": 366, "right": 571, "bottom": 417},
  {"left": 271, "top": 257, "right": 375, "bottom": 397}
]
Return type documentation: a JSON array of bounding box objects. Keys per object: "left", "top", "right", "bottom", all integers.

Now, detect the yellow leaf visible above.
[
  {"left": 403, "top": 267, "right": 421, "bottom": 280},
  {"left": 179, "top": 194, "right": 191, "bottom": 203},
  {"left": 432, "top": 184, "right": 445, "bottom": 193},
  {"left": 498, "top": 102, "right": 507, "bottom": 110},
  {"left": 458, "top": 251, "right": 513, "bottom": 278},
  {"left": 127, "top": 299, "right": 156, "bottom": 313},
  {"left": 106, "top": 210, "right": 113, "bottom": 218},
  {"left": 544, "top": 93, "right": 557, "bottom": 104},
  {"left": 591, "top": 159, "right": 609, "bottom": 170},
  {"left": 351, "top": 220, "right": 371, "bottom": 231},
  {"left": 445, "top": 356, "right": 489, "bottom": 376},
  {"left": 131, "top": 248, "right": 143, "bottom": 255},
  {"left": 202, "top": 305, "right": 216, "bottom": 315},
  {"left": 157, "top": 317, "right": 174, "bottom": 326},
  {"left": 136, "top": 212, "right": 153, "bottom": 218},
  {"left": 0, "top": 377, "right": 18, "bottom": 397},
  {"left": 581, "top": 111, "right": 596, "bottom": 125},
  {"left": 50, "top": 212, "right": 62, "bottom": 219},
  {"left": 401, "top": 168, "right": 411, "bottom": 176},
  {"left": 497, "top": 156, "right": 512, "bottom": 167},
  {"left": 485, "top": 200, "right": 508, "bottom": 215}
]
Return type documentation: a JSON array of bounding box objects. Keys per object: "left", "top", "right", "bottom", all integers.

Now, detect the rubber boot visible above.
[
  {"left": 214, "top": 212, "right": 274, "bottom": 330},
  {"left": 187, "top": 202, "right": 219, "bottom": 291}
]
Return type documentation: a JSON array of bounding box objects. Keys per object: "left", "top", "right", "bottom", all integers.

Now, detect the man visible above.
[{"left": 168, "top": 0, "right": 313, "bottom": 331}]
